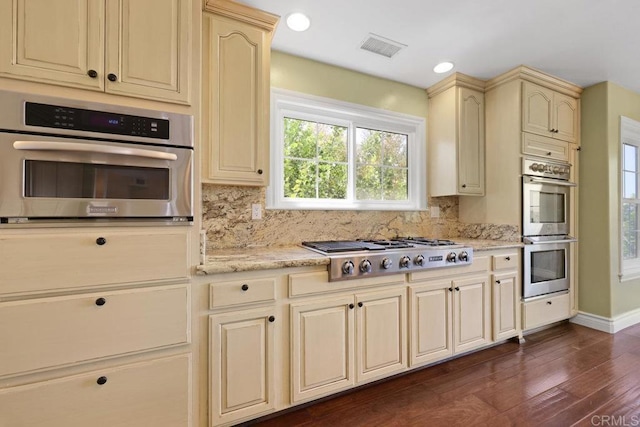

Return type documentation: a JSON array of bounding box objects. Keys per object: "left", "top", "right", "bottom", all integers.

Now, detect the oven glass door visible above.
[
  {"left": 523, "top": 177, "right": 571, "bottom": 236},
  {"left": 523, "top": 242, "right": 571, "bottom": 299}
]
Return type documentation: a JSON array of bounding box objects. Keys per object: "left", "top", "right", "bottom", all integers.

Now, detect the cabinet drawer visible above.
[
  {"left": 492, "top": 253, "right": 519, "bottom": 270},
  {"left": 0, "top": 229, "right": 188, "bottom": 295},
  {"left": 0, "top": 354, "right": 191, "bottom": 427},
  {"left": 0, "top": 284, "right": 189, "bottom": 377},
  {"left": 523, "top": 293, "right": 571, "bottom": 330},
  {"left": 210, "top": 277, "right": 276, "bottom": 308},
  {"left": 522, "top": 132, "right": 569, "bottom": 162}
]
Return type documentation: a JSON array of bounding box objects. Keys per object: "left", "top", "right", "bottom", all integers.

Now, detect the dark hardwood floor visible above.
[{"left": 247, "top": 322, "right": 640, "bottom": 427}]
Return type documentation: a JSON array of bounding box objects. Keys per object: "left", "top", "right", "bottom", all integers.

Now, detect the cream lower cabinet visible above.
[
  {"left": 290, "top": 288, "right": 406, "bottom": 403},
  {"left": 209, "top": 307, "right": 276, "bottom": 426},
  {"left": 410, "top": 274, "right": 491, "bottom": 367},
  {"left": 0, "top": 0, "right": 191, "bottom": 104},
  {"left": 493, "top": 272, "right": 520, "bottom": 341}
]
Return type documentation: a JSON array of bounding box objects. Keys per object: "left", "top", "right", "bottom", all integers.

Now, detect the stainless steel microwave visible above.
[{"left": 0, "top": 90, "right": 193, "bottom": 224}]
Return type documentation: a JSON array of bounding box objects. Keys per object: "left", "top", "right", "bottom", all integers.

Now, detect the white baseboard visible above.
[{"left": 571, "top": 308, "right": 640, "bottom": 333}]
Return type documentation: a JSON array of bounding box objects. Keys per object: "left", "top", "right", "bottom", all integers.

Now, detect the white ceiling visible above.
[{"left": 240, "top": 0, "right": 640, "bottom": 93}]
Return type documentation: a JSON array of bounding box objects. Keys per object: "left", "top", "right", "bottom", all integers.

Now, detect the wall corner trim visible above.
[{"left": 571, "top": 309, "right": 640, "bottom": 334}]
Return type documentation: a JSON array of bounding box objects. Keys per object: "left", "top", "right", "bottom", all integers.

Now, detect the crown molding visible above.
[
  {"left": 426, "top": 73, "right": 486, "bottom": 97},
  {"left": 485, "top": 65, "right": 582, "bottom": 97},
  {"left": 204, "top": 0, "right": 279, "bottom": 32}
]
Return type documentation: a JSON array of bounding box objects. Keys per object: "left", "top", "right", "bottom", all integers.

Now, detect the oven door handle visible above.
[
  {"left": 523, "top": 236, "right": 578, "bottom": 244},
  {"left": 13, "top": 141, "right": 178, "bottom": 161},
  {"left": 526, "top": 176, "right": 577, "bottom": 187}
]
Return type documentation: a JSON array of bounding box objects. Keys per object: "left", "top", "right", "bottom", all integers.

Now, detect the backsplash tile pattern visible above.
[{"left": 202, "top": 184, "right": 519, "bottom": 249}]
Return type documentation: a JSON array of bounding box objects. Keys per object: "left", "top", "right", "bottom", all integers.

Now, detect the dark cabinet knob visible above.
[
  {"left": 107, "top": 73, "right": 118, "bottom": 82},
  {"left": 461, "top": 184, "right": 467, "bottom": 188},
  {"left": 96, "top": 237, "right": 107, "bottom": 246},
  {"left": 96, "top": 376, "right": 108, "bottom": 385},
  {"left": 87, "top": 69, "right": 98, "bottom": 78},
  {"left": 455, "top": 287, "right": 460, "bottom": 291},
  {"left": 241, "top": 284, "right": 249, "bottom": 291},
  {"left": 268, "top": 316, "right": 275, "bottom": 322},
  {"left": 257, "top": 169, "right": 263, "bottom": 175},
  {"left": 95, "top": 297, "right": 106, "bottom": 306},
  {"left": 496, "top": 280, "right": 501, "bottom": 284},
  {"left": 448, "top": 287, "right": 453, "bottom": 292},
  {"left": 506, "top": 256, "right": 511, "bottom": 261},
  {"left": 550, "top": 129, "right": 556, "bottom": 133},
  {"left": 547, "top": 301, "right": 553, "bottom": 305},
  {"left": 547, "top": 152, "right": 552, "bottom": 156},
  {"left": 358, "top": 302, "right": 363, "bottom": 308},
  {"left": 349, "top": 303, "right": 354, "bottom": 309}
]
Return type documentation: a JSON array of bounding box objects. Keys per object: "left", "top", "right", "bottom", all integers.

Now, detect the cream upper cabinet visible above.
[
  {"left": 0, "top": 0, "right": 191, "bottom": 104},
  {"left": 202, "top": 0, "right": 279, "bottom": 186},
  {"left": 428, "top": 73, "right": 485, "bottom": 196},
  {"left": 209, "top": 307, "right": 276, "bottom": 426},
  {"left": 522, "top": 81, "right": 578, "bottom": 143}
]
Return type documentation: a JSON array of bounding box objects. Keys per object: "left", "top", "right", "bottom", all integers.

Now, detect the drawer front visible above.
[
  {"left": 0, "top": 354, "right": 191, "bottom": 427},
  {"left": 523, "top": 293, "right": 571, "bottom": 330},
  {"left": 492, "top": 253, "right": 519, "bottom": 271},
  {"left": 0, "top": 229, "right": 188, "bottom": 295},
  {"left": 210, "top": 277, "right": 276, "bottom": 308},
  {"left": 522, "top": 132, "right": 569, "bottom": 162},
  {"left": 0, "top": 284, "right": 189, "bottom": 377}
]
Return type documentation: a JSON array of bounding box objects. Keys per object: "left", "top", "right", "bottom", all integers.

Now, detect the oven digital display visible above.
[
  {"left": 88, "top": 114, "right": 123, "bottom": 128},
  {"left": 428, "top": 255, "right": 443, "bottom": 262}
]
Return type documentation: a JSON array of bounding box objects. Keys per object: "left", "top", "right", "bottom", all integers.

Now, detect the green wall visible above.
[
  {"left": 580, "top": 81, "right": 640, "bottom": 318},
  {"left": 270, "top": 51, "right": 428, "bottom": 118}
]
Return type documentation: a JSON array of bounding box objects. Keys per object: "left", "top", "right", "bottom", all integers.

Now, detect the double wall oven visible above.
[
  {"left": 522, "top": 158, "right": 577, "bottom": 299},
  {"left": 0, "top": 90, "right": 193, "bottom": 224}
]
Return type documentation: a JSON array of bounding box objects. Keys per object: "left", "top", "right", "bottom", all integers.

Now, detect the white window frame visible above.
[
  {"left": 620, "top": 116, "right": 640, "bottom": 280},
  {"left": 267, "top": 88, "right": 427, "bottom": 211}
]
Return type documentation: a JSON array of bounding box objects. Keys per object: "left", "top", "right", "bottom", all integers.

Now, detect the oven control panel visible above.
[{"left": 523, "top": 158, "right": 571, "bottom": 180}]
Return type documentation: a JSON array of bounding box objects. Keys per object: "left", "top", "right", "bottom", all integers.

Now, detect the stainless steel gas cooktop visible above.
[{"left": 302, "top": 238, "right": 473, "bottom": 281}]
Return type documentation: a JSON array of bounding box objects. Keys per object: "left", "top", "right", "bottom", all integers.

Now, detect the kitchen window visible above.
[
  {"left": 268, "top": 89, "right": 426, "bottom": 210},
  {"left": 621, "top": 116, "right": 640, "bottom": 279}
]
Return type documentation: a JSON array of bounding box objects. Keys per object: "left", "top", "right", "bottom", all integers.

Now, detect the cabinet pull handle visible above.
[
  {"left": 546, "top": 152, "right": 552, "bottom": 156},
  {"left": 496, "top": 280, "right": 501, "bottom": 284},
  {"left": 547, "top": 301, "right": 553, "bottom": 305},
  {"left": 241, "top": 284, "right": 249, "bottom": 291},
  {"left": 257, "top": 169, "right": 263, "bottom": 175},
  {"left": 461, "top": 184, "right": 467, "bottom": 188},
  {"left": 455, "top": 287, "right": 460, "bottom": 291},
  {"left": 87, "top": 69, "right": 98, "bottom": 78},
  {"left": 448, "top": 287, "right": 453, "bottom": 292},
  {"left": 96, "top": 376, "right": 108, "bottom": 385},
  {"left": 506, "top": 256, "right": 511, "bottom": 261},
  {"left": 358, "top": 302, "right": 363, "bottom": 308},
  {"left": 348, "top": 303, "right": 354, "bottom": 309},
  {"left": 95, "top": 297, "right": 106, "bottom": 306},
  {"left": 268, "top": 316, "right": 275, "bottom": 322},
  {"left": 107, "top": 73, "right": 118, "bottom": 82},
  {"left": 96, "top": 237, "right": 107, "bottom": 246},
  {"left": 550, "top": 129, "right": 556, "bottom": 133}
]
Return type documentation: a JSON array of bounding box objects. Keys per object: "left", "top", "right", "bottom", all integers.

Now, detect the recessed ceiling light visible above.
[
  {"left": 433, "top": 62, "right": 454, "bottom": 73},
  {"left": 286, "top": 12, "right": 311, "bottom": 32}
]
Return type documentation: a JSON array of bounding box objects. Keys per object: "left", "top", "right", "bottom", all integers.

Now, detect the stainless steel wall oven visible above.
[
  {"left": 0, "top": 90, "right": 193, "bottom": 224},
  {"left": 522, "top": 158, "right": 577, "bottom": 299}
]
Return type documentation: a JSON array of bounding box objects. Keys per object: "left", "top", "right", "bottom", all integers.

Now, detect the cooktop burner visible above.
[{"left": 301, "top": 237, "right": 473, "bottom": 281}]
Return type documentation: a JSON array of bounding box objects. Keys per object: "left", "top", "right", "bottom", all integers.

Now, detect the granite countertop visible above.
[{"left": 196, "top": 239, "right": 523, "bottom": 275}]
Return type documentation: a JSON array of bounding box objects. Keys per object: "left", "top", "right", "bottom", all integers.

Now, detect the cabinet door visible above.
[
  {"left": 453, "top": 275, "right": 491, "bottom": 354},
  {"left": 0, "top": 0, "right": 104, "bottom": 90},
  {"left": 522, "top": 81, "right": 553, "bottom": 136},
  {"left": 290, "top": 296, "right": 355, "bottom": 403},
  {"left": 553, "top": 92, "right": 579, "bottom": 143},
  {"left": 105, "top": 0, "right": 191, "bottom": 104},
  {"left": 355, "top": 288, "right": 407, "bottom": 383},
  {"left": 409, "top": 281, "right": 453, "bottom": 367},
  {"left": 210, "top": 308, "right": 275, "bottom": 425},
  {"left": 203, "top": 14, "right": 271, "bottom": 185},
  {"left": 492, "top": 272, "right": 520, "bottom": 341},
  {"left": 458, "top": 87, "right": 485, "bottom": 195}
]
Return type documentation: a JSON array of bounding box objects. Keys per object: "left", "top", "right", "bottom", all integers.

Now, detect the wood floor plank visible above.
[{"left": 248, "top": 323, "right": 640, "bottom": 427}]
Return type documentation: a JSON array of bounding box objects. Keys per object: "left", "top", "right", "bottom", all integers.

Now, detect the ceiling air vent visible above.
[{"left": 359, "top": 33, "right": 406, "bottom": 58}]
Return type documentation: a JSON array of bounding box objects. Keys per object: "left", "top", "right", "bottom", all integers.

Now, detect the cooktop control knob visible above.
[
  {"left": 360, "top": 259, "right": 372, "bottom": 273},
  {"left": 446, "top": 252, "right": 457, "bottom": 263},
  {"left": 381, "top": 258, "right": 393, "bottom": 269},
  {"left": 530, "top": 163, "right": 539, "bottom": 172},
  {"left": 342, "top": 261, "right": 355, "bottom": 275},
  {"left": 414, "top": 255, "right": 425, "bottom": 266},
  {"left": 399, "top": 256, "right": 411, "bottom": 268},
  {"left": 458, "top": 251, "right": 469, "bottom": 262}
]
